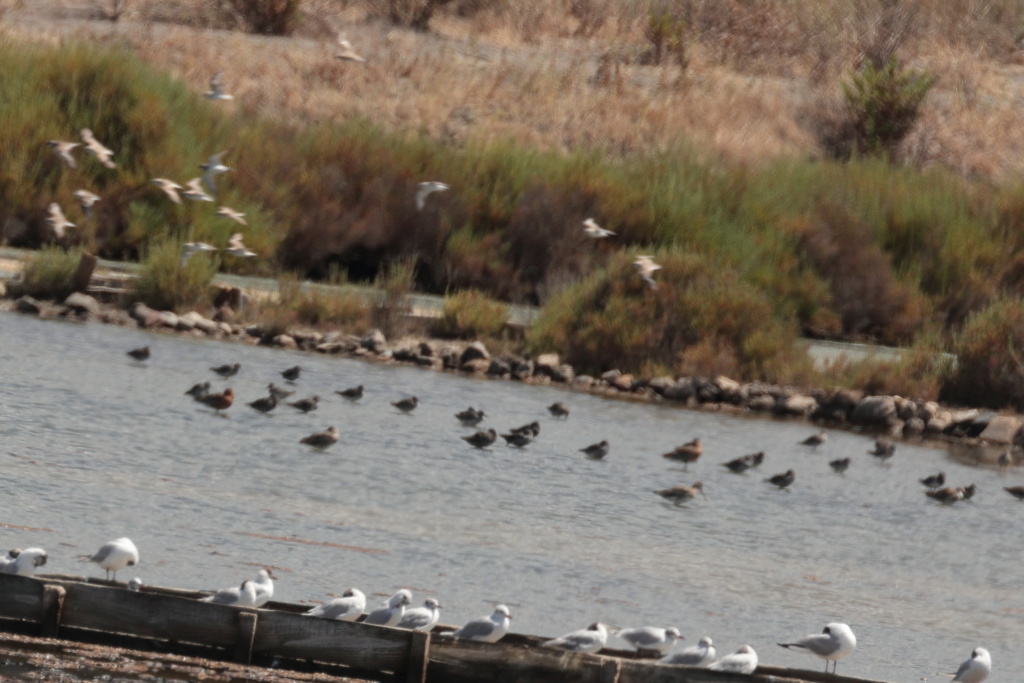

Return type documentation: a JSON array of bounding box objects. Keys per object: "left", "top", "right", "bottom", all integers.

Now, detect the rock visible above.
[
  {"left": 948, "top": 409, "right": 981, "bottom": 433},
  {"left": 415, "top": 356, "right": 443, "bottom": 370},
  {"left": 487, "top": 359, "right": 511, "bottom": 377},
  {"left": 244, "top": 324, "right": 263, "bottom": 338},
  {"left": 174, "top": 315, "right": 196, "bottom": 332},
  {"left": 212, "top": 305, "right": 235, "bottom": 324},
  {"left": 779, "top": 394, "right": 818, "bottom": 417},
  {"left": 903, "top": 417, "right": 925, "bottom": 436},
  {"left": 918, "top": 401, "right": 940, "bottom": 421},
  {"left": 360, "top": 329, "right": 387, "bottom": 355},
  {"left": 511, "top": 360, "right": 534, "bottom": 380},
  {"left": 896, "top": 398, "right": 918, "bottom": 422},
  {"left": 393, "top": 346, "right": 420, "bottom": 362},
  {"left": 418, "top": 341, "right": 435, "bottom": 358},
  {"left": 714, "top": 376, "right": 744, "bottom": 404},
  {"left": 925, "top": 410, "right": 953, "bottom": 434},
  {"left": 600, "top": 369, "right": 622, "bottom": 384},
  {"left": 99, "top": 309, "right": 132, "bottom": 326},
  {"left": 218, "top": 322, "right": 235, "bottom": 335},
  {"left": 694, "top": 377, "right": 721, "bottom": 403},
  {"left": 63, "top": 292, "right": 99, "bottom": 316},
  {"left": 818, "top": 388, "right": 864, "bottom": 422},
  {"left": 850, "top": 396, "right": 898, "bottom": 427},
  {"left": 157, "top": 311, "right": 179, "bottom": 329},
  {"left": 460, "top": 341, "right": 490, "bottom": 365},
  {"left": 273, "top": 334, "right": 298, "bottom": 350},
  {"left": 441, "top": 347, "right": 461, "bottom": 370},
  {"left": 979, "top": 415, "right": 1022, "bottom": 444},
  {"left": 663, "top": 378, "right": 695, "bottom": 401},
  {"left": 316, "top": 342, "right": 349, "bottom": 354},
  {"left": 747, "top": 394, "right": 777, "bottom": 412},
  {"left": 15, "top": 296, "right": 41, "bottom": 314},
  {"left": 572, "top": 375, "right": 595, "bottom": 390},
  {"left": 647, "top": 377, "right": 675, "bottom": 395},
  {"left": 610, "top": 373, "right": 634, "bottom": 391},
  {"left": 292, "top": 329, "right": 323, "bottom": 350},
  {"left": 535, "top": 353, "right": 560, "bottom": 374},
  {"left": 555, "top": 364, "right": 575, "bottom": 384},
  {"left": 460, "top": 358, "right": 491, "bottom": 374}
]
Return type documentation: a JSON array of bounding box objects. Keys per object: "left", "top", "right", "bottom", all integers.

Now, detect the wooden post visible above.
[
  {"left": 40, "top": 584, "right": 66, "bottom": 638},
  {"left": 599, "top": 659, "right": 620, "bottom": 683},
  {"left": 234, "top": 611, "right": 258, "bottom": 664},
  {"left": 72, "top": 253, "right": 97, "bottom": 293},
  {"left": 406, "top": 630, "right": 430, "bottom": 683}
]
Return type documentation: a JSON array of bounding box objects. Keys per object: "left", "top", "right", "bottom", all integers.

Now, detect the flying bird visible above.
[
  {"left": 204, "top": 72, "right": 234, "bottom": 101},
  {"left": 582, "top": 218, "right": 615, "bottom": 239},
  {"left": 45, "top": 203, "right": 76, "bottom": 242},
  {"left": 81, "top": 128, "right": 116, "bottom": 169},
  {"left": 336, "top": 35, "right": 366, "bottom": 63},
  {"left": 200, "top": 151, "right": 230, "bottom": 196},
  {"left": 151, "top": 178, "right": 183, "bottom": 204},
  {"left": 225, "top": 233, "right": 256, "bottom": 258},
  {"left": 73, "top": 189, "right": 101, "bottom": 217},
  {"left": 416, "top": 181, "right": 450, "bottom": 211},
  {"left": 182, "top": 177, "right": 214, "bottom": 202},
  {"left": 47, "top": 140, "right": 80, "bottom": 168},
  {"left": 216, "top": 206, "right": 247, "bottom": 225},
  {"left": 633, "top": 255, "right": 661, "bottom": 290},
  {"left": 181, "top": 242, "right": 218, "bottom": 268}
]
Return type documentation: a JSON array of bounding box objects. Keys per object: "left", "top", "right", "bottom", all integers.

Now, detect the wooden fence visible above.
[{"left": 0, "top": 574, "right": 889, "bottom": 683}]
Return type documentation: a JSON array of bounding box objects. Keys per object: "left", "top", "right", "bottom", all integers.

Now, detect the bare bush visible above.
[
  {"left": 853, "top": 0, "right": 921, "bottom": 69},
  {"left": 568, "top": 0, "right": 611, "bottom": 38},
  {"left": 366, "top": 0, "right": 456, "bottom": 31},
  {"left": 89, "top": 0, "right": 131, "bottom": 21},
  {"left": 224, "top": 0, "right": 302, "bottom": 35}
]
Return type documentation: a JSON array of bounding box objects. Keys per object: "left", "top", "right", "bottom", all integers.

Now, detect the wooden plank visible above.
[
  {"left": 0, "top": 575, "right": 45, "bottom": 621},
  {"left": 406, "top": 630, "right": 430, "bottom": 683},
  {"left": 59, "top": 581, "right": 244, "bottom": 647},
  {"left": 39, "top": 585, "right": 65, "bottom": 638},
  {"left": 253, "top": 609, "right": 411, "bottom": 671},
  {"left": 235, "top": 611, "right": 258, "bottom": 664},
  {"left": 427, "top": 637, "right": 611, "bottom": 683}
]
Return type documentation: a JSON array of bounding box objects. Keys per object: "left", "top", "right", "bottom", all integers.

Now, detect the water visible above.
[{"left": 1, "top": 312, "right": 1020, "bottom": 681}]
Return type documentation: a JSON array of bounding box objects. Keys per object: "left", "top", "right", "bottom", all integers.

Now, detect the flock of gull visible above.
[{"left": 0, "top": 536, "right": 991, "bottom": 680}]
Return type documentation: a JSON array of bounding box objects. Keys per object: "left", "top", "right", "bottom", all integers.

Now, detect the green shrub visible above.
[
  {"left": 132, "top": 240, "right": 217, "bottom": 311},
  {"left": 372, "top": 257, "right": 416, "bottom": 338},
  {"left": 942, "top": 297, "right": 1024, "bottom": 409},
  {"left": 841, "top": 57, "right": 935, "bottom": 158},
  {"left": 17, "top": 247, "right": 81, "bottom": 300},
  {"left": 433, "top": 289, "right": 509, "bottom": 339}
]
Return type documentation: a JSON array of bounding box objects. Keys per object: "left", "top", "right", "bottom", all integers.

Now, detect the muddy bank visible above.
[{"left": 4, "top": 290, "right": 1021, "bottom": 464}]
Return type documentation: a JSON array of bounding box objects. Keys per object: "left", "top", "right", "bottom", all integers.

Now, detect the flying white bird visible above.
[
  {"left": 182, "top": 177, "right": 214, "bottom": 202},
  {"left": 224, "top": 232, "right": 256, "bottom": 258},
  {"left": 416, "top": 181, "right": 450, "bottom": 211},
  {"left": 633, "top": 255, "right": 662, "bottom": 290},
  {"left": 47, "top": 140, "right": 80, "bottom": 168},
  {"left": 200, "top": 151, "right": 230, "bottom": 196},
  {"left": 73, "top": 190, "right": 101, "bottom": 217},
  {"left": 45, "top": 203, "right": 76, "bottom": 241},
  {"left": 216, "top": 206, "right": 247, "bottom": 225},
  {"left": 204, "top": 72, "right": 234, "bottom": 101},
  {"left": 81, "top": 128, "right": 116, "bottom": 169},
  {"left": 582, "top": 218, "right": 615, "bottom": 239},
  {"left": 336, "top": 35, "right": 366, "bottom": 63},
  {"left": 151, "top": 178, "right": 183, "bottom": 204}
]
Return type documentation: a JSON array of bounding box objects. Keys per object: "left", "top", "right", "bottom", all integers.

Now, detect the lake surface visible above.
[{"left": 1, "top": 312, "right": 1020, "bottom": 681}]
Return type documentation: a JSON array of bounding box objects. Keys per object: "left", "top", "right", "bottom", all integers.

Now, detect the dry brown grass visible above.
[{"left": 3, "top": 0, "right": 1024, "bottom": 178}]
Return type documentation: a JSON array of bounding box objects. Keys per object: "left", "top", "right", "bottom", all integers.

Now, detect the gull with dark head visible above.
[
  {"left": 951, "top": 647, "right": 991, "bottom": 682},
  {"left": 128, "top": 577, "right": 143, "bottom": 592},
  {"left": 0, "top": 547, "right": 48, "bottom": 577},
  {"left": 416, "top": 181, "right": 449, "bottom": 211},
  {"left": 82, "top": 537, "right": 139, "bottom": 581},
  {"left": 660, "top": 636, "right": 715, "bottom": 667},
  {"left": 397, "top": 598, "right": 442, "bottom": 632},
  {"left": 216, "top": 206, "right": 247, "bottom": 225},
  {"left": 446, "top": 604, "right": 512, "bottom": 643},
  {"left": 47, "top": 140, "right": 80, "bottom": 168},
  {"left": 73, "top": 190, "right": 101, "bottom": 217},
  {"left": 364, "top": 589, "right": 412, "bottom": 627},
  {"left": 778, "top": 622, "right": 856, "bottom": 674},
  {"left": 151, "top": 178, "right": 183, "bottom": 204},
  {"left": 204, "top": 72, "right": 234, "bottom": 101},
  {"left": 582, "top": 218, "right": 615, "bottom": 239},
  {"left": 617, "top": 626, "right": 683, "bottom": 653},
  {"left": 81, "top": 128, "right": 116, "bottom": 169},
  {"left": 542, "top": 622, "right": 610, "bottom": 654},
  {"left": 203, "top": 580, "right": 257, "bottom": 607},
  {"left": 306, "top": 588, "right": 366, "bottom": 621}
]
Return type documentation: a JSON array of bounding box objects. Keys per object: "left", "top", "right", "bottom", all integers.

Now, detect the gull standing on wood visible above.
[
  {"left": 47, "top": 140, "right": 80, "bottom": 168},
  {"left": 45, "top": 203, "right": 76, "bottom": 241},
  {"left": 200, "top": 151, "right": 231, "bottom": 196},
  {"left": 0, "top": 548, "right": 48, "bottom": 576},
  {"left": 543, "top": 622, "right": 611, "bottom": 653},
  {"left": 778, "top": 622, "right": 856, "bottom": 674},
  {"left": 81, "top": 128, "right": 116, "bottom": 169},
  {"left": 709, "top": 645, "right": 758, "bottom": 674},
  {"left": 151, "top": 178, "right": 183, "bottom": 204},
  {"left": 252, "top": 568, "right": 276, "bottom": 607},
  {"left": 951, "top": 647, "right": 991, "bottom": 683},
  {"left": 416, "top": 181, "right": 449, "bottom": 211},
  {"left": 73, "top": 190, "right": 101, "bottom": 217},
  {"left": 216, "top": 206, "right": 247, "bottom": 225},
  {"left": 203, "top": 580, "right": 257, "bottom": 607},
  {"left": 633, "top": 255, "right": 661, "bottom": 290},
  {"left": 660, "top": 636, "right": 715, "bottom": 667},
  {"left": 336, "top": 35, "right": 366, "bottom": 63},
  {"left": 182, "top": 177, "right": 214, "bottom": 202},
  {"left": 306, "top": 588, "right": 366, "bottom": 621},
  {"left": 617, "top": 626, "right": 683, "bottom": 653},
  {"left": 82, "top": 537, "right": 139, "bottom": 581},
  {"left": 447, "top": 605, "right": 512, "bottom": 643},
  {"left": 582, "top": 218, "right": 615, "bottom": 239},
  {"left": 363, "top": 589, "right": 412, "bottom": 627},
  {"left": 397, "top": 598, "right": 442, "bottom": 632},
  {"left": 204, "top": 72, "right": 234, "bottom": 100},
  {"left": 225, "top": 233, "right": 257, "bottom": 258}
]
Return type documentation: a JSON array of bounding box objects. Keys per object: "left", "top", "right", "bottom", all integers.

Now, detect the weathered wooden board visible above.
[
  {"left": 0, "top": 574, "right": 45, "bottom": 621},
  {"left": 59, "top": 580, "right": 245, "bottom": 647},
  {"left": 254, "top": 609, "right": 411, "bottom": 671}
]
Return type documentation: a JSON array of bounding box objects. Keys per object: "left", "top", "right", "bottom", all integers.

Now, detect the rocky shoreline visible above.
[{"left": 5, "top": 290, "right": 1021, "bottom": 462}]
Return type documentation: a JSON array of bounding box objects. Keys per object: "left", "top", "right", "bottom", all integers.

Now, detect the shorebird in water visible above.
[
  {"left": 392, "top": 396, "right": 419, "bottom": 413},
  {"left": 185, "top": 382, "right": 210, "bottom": 400},
  {"left": 335, "top": 385, "right": 363, "bottom": 400},
  {"left": 461, "top": 429, "right": 497, "bottom": 448},
  {"left": 204, "top": 72, "right": 234, "bottom": 101},
  {"left": 151, "top": 178, "right": 183, "bottom": 204},
  {"left": 829, "top": 457, "right": 851, "bottom": 473},
  {"left": 81, "top": 128, "right": 116, "bottom": 169},
  {"left": 200, "top": 387, "right": 234, "bottom": 413},
  {"left": 509, "top": 421, "right": 540, "bottom": 438},
  {"left": 247, "top": 393, "right": 278, "bottom": 413},
  {"left": 1005, "top": 485, "right": 1024, "bottom": 500},
  {"left": 662, "top": 438, "right": 702, "bottom": 470},
  {"left": 766, "top": 469, "right": 796, "bottom": 489},
  {"left": 800, "top": 430, "right": 827, "bottom": 447},
  {"left": 869, "top": 439, "right": 896, "bottom": 461},
  {"left": 47, "top": 140, "right": 80, "bottom": 168},
  {"left": 416, "top": 181, "right": 449, "bottom": 211},
  {"left": 580, "top": 440, "right": 609, "bottom": 460},
  {"left": 288, "top": 396, "right": 320, "bottom": 413},
  {"left": 126, "top": 346, "right": 150, "bottom": 363},
  {"left": 920, "top": 471, "right": 945, "bottom": 489},
  {"left": 210, "top": 362, "right": 240, "bottom": 378},
  {"left": 455, "top": 407, "right": 486, "bottom": 426},
  {"left": 548, "top": 402, "right": 570, "bottom": 419},
  {"left": 281, "top": 365, "right": 302, "bottom": 381},
  {"left": 269, "top": 383, "right": 295, "bottom": 400},
  {"left": 654, "top": 481, "right": 705, "bottom": 505},
  {"left": 300, "top": 426, "right": 340, "bottom": 449},
  {"left": 582, "top": 217, "right": 615, "bottom": 239},
  {"left": 723, "top": 451, "right": 764, "bottom": 473}
]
